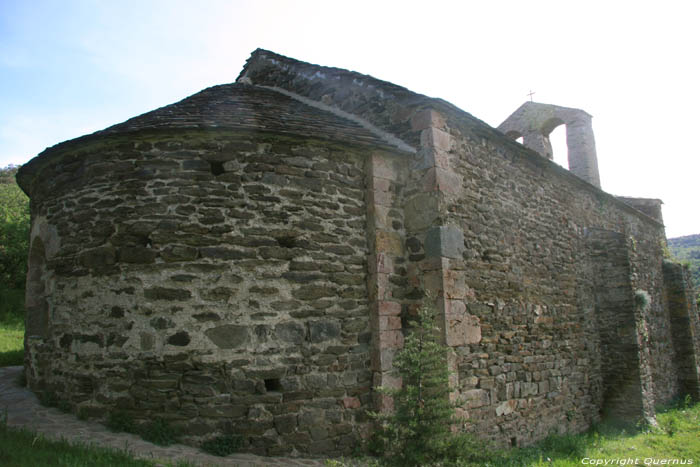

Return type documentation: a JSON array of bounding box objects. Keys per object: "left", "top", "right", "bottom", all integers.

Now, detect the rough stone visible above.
[
  {"left": 308, "top": 321, "right": 341, "bottom": 343},
  {"left": 204, "top": 325, "right": 250, "bottom": 349}
]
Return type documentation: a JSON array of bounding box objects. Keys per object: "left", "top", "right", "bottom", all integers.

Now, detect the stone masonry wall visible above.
[
  {"left": 426, "top": 115, "right": 671, "bottom": 446},
  {"left": 237, "top": 50, "right": 696, "bottom": 441},
  {"left": 23, "top": 130, "right": 377, "bottom": 456},
  {"left": 663, "top": 261, "right": 700, "bottom": 400},
  {"left": 585, "top": 229, "right": 650, "bottom": 422}
]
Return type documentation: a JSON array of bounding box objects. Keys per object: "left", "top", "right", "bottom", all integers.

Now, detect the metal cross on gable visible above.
[{"left": 527, "top": 90, "right": 535, "bottom": 102}]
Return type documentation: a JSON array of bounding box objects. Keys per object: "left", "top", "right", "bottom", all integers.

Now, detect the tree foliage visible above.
[
  {"left": 0, "top": 165, "right": 30, "bottom": 290},
  {"left": 371, "top": 301, "right": 459, "bottom": 465}
]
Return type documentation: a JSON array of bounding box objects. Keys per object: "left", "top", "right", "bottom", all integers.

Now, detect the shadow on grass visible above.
[
  {"left": 0, "top": 349, "right": 23, "bottom": 367},
  {"left": 0, "top": 288, "right": 24, "bottom": 368}
]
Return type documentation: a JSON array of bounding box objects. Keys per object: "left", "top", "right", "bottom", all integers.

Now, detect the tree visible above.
[
  {"left": 0, "top": 165, "right": 30, "bottom": 290},
  {"left": 371, "top": 301, "right": 457, "bottom": 466}
]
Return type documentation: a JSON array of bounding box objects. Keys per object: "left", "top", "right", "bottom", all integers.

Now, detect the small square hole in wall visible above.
[
  {"left": 510, "top": 437, "right": 518, "bottom": 447},
  {"left": 264, "top": 378, "right": 282, "bottom": 392},
  {"left": 209, "top": 161, "right": 225, "bottom": 176}
]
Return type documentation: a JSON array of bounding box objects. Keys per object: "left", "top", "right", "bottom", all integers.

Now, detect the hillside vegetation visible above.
[
  {"left": 0, "top": 165, "right": 28, "bottom": 366},
  {"left": 668, "top": 234, "right": 700, "bottom": 302}
]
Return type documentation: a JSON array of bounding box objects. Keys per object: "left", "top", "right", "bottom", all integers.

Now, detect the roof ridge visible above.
[{"left": 252, "top": 84, "right": 416, "bottom": 154}]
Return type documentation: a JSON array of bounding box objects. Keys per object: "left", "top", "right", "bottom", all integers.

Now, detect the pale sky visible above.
[{"left": 1, "top": 0, "right": 698, "bottom": 237}]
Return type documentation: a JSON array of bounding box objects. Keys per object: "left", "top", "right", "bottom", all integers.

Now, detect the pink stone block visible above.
[
  {"left": 381, "top": 373, "right": 402, "bottom": 389},
  {"left": 371, "top": 177, "right": 391, "bottom": 192},
  {"left": 420, "top": 127, "right": 452, "bottom": 151},
  {"left": 368, "top": 204, "right": 390, "bottom": 230},
  {"left": 375, "top": 253, "right": 394, "bottom": 274},
  {"left": 411, "top": 109, "right": 446, "bottom": 131},
  {"left": 342, "top": 396, "right": 361, "bottom": 409},
  {"left": 421, "top": 167, "right": 462, "bottom": 194},
  {"left": 423, "top": 270, "right": 444, "bottom": 294},
  {"left": 379, "top": 348, "right": 396, "bottom": 371},
  {"left": 379, "top": 315, "right": 402, "bottom": 331},
  {"left": 369, "top": 280, "right": 391, "bottom": 301},
  {"left": 443, "top": 269, "right": 472, "bottom": 300},
  {"left": 375, "top": 230, "right": 403, "bottom": 255},
  {"left": 445, "top": 299, "right": 466, "bottom": 316},
  {"left": 445, "top": 307, "right": 482, "bottom": 347},
  {"left": 379, "top": 330, "right": 404, "bottom": 349},
  {"left": 371, "top": 348, "right": 397, "bottom": 372},
  {"left": 371, "top": 189, "right": 394, "bottom": 207},
  {"left": 371, "top": 153, "right": 399, "bottom": 181},
  {"left": 378, "top": 300, "right": 401, "bottom": 316},
  {"left": 374, "top": 393, "right": 394, "bottom": 413},
  {"left": 433, "top": 149, "right": 450, "bottom": 169}
]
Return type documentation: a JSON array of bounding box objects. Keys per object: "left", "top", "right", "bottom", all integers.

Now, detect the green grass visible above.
[
  {"left": 0, "top": 418, "right": 196, "bottom": 467},
  {"left": 453, "top": 400, "right": 700, "bottom": 466},
  {"left": 0, "top": 426, "right": 158, "bottom": 467},
  {"left": 0, "top": 288, "right": 24, "bottom": 367}
]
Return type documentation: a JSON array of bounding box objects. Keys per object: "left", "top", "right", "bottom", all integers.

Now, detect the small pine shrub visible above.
[
  {"left": 138, "top": 418, "right": 179, "bottom": 446},
  {"left": 200, "top": 434, "right": 243, "bottom": 456},
  {"left": 370, "top": 300, "right": 483, "bottom": 466}
]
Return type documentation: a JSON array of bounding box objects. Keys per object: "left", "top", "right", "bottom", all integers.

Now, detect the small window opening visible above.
[
  {"left": 264, "top": 378, "right": 282, "bottom": 392},
  {"left": 510, "top": 437, "right": 518, "bottom": 447},
  {"left": 209, "top": 161, "right": 225, "bottom": 176}
]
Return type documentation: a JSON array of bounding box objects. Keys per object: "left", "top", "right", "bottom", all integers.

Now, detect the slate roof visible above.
[{"left": 98, "top": 83, "right": 398, "bottom": 150}]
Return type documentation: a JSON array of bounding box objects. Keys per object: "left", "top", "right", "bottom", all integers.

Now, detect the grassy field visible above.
[{"left": 0, "top": 288, "right": 24, "bottom": 367}]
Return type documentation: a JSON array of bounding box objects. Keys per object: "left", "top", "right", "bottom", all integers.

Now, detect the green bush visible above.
[{"left": 200, "top": 434, "right": 243, "bottom": 456}]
